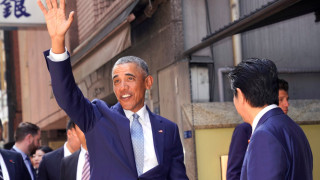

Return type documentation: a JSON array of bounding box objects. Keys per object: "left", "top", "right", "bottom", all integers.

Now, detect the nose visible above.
[
  {"left": 284, "top": 99, "right": 289, "bottom": 107},
  {"left": 119, "top": 81, "right": 129, "bottom": 90}
]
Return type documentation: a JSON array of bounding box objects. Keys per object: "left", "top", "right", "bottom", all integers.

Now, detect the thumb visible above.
[{"left": 67, "top": 11, "right": 75, "bottom": 27}]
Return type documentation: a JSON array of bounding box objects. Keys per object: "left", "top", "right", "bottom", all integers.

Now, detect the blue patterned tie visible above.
[{"left": 131, "top": 114, "right": 144, "bottom": 176}]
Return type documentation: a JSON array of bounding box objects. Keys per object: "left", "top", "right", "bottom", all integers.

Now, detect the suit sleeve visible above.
[
  {"left": 37, "top": 155, "right": 49, "bottom": 180},
  {"left": 246, "top": 130, "right": 287, "bottom": 180},
  {"left": 227, "top": 123, "right": 251, "bottom": 180},
  {"left": 44, "top": 50, "right": 100, "bottom": 133},
  {"left": 167, "top": 124, "right": 189, "bottom": 180}
]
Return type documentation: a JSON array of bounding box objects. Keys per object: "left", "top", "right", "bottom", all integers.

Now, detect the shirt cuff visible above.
[{"left": 48, "top": 47, "right": 69, "bottom": 62}]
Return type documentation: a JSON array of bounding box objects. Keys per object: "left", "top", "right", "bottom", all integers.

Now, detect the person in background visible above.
[
  {"left": 33, "top": 146, "right": 53, "bottom": 177},
  {"left": 227, "top": 78, "right": 291, "bottom": 180},
  {"left": 278, "top": 79, "right": 289, "bottom": 114},
  {"left": 228, "top": 58, "right": 312, "bottom": 179},
  {"left": 0, "top": 148, "right": 31, "bottom": 180},
  {"left": 38, "top": 119, "right": 81, "bottom": 180},
  {"left": 60, "top": 124, "right": 89, "bottom": 180},
  {"left": 11, "top": 122, "right": 41, "bottom": 180}
]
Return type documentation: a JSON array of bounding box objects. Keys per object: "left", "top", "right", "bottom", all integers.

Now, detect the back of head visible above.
[
  {"left": 38, "top": 145, "right": 53, "bottom": 153},
  {"left": 278, "top": 78, "right": 289, "bottom": 92},
  {"left": 66, "top": 119, "right": 76, "bottom": 133},
  {"left": 15, "top": 122, "right": 40, "bottom": 142},
  {"left": 228, "top": 58, "right": 279, "bottom": 107}
]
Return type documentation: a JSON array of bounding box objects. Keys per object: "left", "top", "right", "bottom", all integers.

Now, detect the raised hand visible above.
[{"left": 37, "top": 0, "right": 74, "bottom": 53}]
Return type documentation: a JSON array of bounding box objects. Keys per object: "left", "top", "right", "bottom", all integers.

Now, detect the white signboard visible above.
[{"left": 0, "top": 0, "right": 46, "bottom": 27}]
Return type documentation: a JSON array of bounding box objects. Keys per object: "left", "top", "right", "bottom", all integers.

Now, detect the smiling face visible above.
[{"left": 112, "top": 63, "right": 153, "bottom": 113}]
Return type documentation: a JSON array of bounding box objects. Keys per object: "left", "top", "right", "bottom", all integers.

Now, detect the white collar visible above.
[
  {"left": 252, "top": 104, "right": 278, "bottom": 134},
  {"left": 123, "top": 105, "right": 147, "bottom": 123}
]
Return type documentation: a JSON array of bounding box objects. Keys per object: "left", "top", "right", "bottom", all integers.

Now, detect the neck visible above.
[
  {"left": 66, "top": 141, "right": 76, "bottom": 153},
  {"left": 14, "top": 142, "right": 30, "bottom": 155},
  {"left": 244, "top": 105, "right": 267, "bottom": 126}
]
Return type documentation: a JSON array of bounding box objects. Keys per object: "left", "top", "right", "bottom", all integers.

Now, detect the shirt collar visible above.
[
  {"left": 123, "top": 105, "right": 147, "bottom": 124},
  {"left": 13, "top": 145, "right": 28, "bottom": 159},
  {"left": 252, "top": 104, "right": 278, "bottom": 134},
  {"left": 64, "top": 141, "right": 72, "bottom": 157}
]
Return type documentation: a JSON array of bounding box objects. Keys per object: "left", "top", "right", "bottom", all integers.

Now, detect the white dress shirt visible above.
[
  {"left": 76, "top": 146, "right": 87, "bottom": 180},
  {"left": 0, "top": 153, "right": 10, "bottom": 180},
  {"left": 63, "top": 141, "right": 72, "bottom": 157},
  {"left": 12, "top": 146, "right": 34, "bottom": 180},
  {"left": 251, "top": 104, "right": 278, "bottom": 134},
  {"left": 48, "top": 49, "right": 159, "bottom": 174},
  {"left": 124, "top": 105, "right": 158, "bottom": 173}
]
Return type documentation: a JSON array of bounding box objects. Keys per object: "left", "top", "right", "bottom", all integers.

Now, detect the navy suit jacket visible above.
[
  {"left": 60, "top": 150, "right": 80, "bottom": 180},
  {"left": 38, "top": 146, "right": 64, "bottom": 180},
  {"left": 227, "top": 122, "right": 252, "bottom": 180},
  {"left": 240, "top": 108, "right": 313, "bottom": 180},
  {"left": 0, "top": 149, "right": 31, "bottom": 180},
  {"left": 44, "top": 50, "right": 188, "bottom": 180}
]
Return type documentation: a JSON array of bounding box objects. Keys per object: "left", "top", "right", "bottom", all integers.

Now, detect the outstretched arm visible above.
[{"left": 37, "top": 0, "right": 74, "bottom": 53}]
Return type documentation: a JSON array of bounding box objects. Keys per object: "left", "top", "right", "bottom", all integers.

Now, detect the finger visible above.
[
  {"left": 66, "top": 11, "right": 74, "bottom": 27},
  {"left": 52, "top": 0, "right": 58, "bottom": 9},
  {"left": 45, "top": 0, "right": 52, "bottom": 9},
  {"left": 37, "top": 0, "right": 48, "bottom": 15},
  {"left": 60, "top": 0, "right": 65, "bottom": 11}
]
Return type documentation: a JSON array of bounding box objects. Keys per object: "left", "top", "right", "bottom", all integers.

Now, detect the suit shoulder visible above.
[
  {"left": 0, "top": 149, "right": 22, "bottom": 158},
  {"left": 44, "top": 146, "right": 64, "bottom": 159}
]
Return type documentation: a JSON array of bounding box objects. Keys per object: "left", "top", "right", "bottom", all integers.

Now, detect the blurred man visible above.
[
  {"left": 0, "top": 148, "right": 31, "bottom": 180},
  {"left": 228, "top": 58, "right": 312, "bottom": 179},
  {"left": 38, "top": 119, "right": 81, "bottom": 180},
  {"left": 12, "top": 122, "right": 41, "bottom": 180},
  {"left": 227, "top": 78, "right": 291, "bottom": 179},
  {"left": 278, "top": 79, "right": 289, "bottom": 114},
  {"left": 61, "top": 124, "right": 89, "bottom": 180}
]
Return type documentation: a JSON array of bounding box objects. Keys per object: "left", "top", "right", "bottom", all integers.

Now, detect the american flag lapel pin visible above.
[
  {"left": 158, "top": 129, "right": 163, "bottom": 133},
  {"left": 9, "top": 160, "right": 15, "bottom": 163}
]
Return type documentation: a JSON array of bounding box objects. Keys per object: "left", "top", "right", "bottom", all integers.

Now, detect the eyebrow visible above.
[{"left": 112, "top": 73, "right": 136, "bottom": 80}]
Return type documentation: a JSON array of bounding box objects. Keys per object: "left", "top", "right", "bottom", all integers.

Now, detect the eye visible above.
[
  {"left": 113, "top": 79, "right": 120, "bottom": 85},
  {"left": 128, "top": 76, "right": 134, "bottom": 81}
]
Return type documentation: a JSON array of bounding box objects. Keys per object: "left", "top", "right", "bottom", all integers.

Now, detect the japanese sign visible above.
[{"left": 0, "top": 0, "right": 46, "bottom": 27}]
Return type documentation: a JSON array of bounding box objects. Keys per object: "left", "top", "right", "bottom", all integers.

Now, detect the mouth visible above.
[{"left": 121, "top": 93, "right": 132, "bottom": 99}]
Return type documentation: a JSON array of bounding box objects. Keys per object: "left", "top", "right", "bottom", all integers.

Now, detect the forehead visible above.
[
  {"left": 279, "top": 89, "right": 288, "bottom": 96},
  {"left": 112, "top": 63, "right": 142, "bottom": 76}
]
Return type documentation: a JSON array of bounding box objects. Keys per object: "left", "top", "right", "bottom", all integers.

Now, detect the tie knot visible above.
[
  {"left": 132, "top": 114, "right": 140, "bottom": 121},
  {"left": 85, "top": 152, "right": 90, "bottom": 160}
]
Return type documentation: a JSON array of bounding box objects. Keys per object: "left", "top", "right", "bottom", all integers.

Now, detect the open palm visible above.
[{"left": 37, "top": 0, "right": 74, "bottom": 40}]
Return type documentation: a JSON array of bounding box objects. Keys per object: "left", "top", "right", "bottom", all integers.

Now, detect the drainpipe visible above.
[{"left": 218, "top": 67, "right": 320, "bottom": 102}]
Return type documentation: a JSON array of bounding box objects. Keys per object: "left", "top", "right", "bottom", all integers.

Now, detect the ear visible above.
[
  {"left": 236, "top": 88, "right": 245, "bottom": 104},
  {"left": 145, "top": 75, "right": 153, "bottom": 90},
  {"left": 26, "top": 134, "right": 33, "bottom": 144}
]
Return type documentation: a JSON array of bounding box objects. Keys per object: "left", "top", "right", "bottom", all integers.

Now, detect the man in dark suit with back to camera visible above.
[
  {"left": 0, "top": 148, "right": 31, "bottom": 180},
  {"left": 38, "top": 120, "right": 81, "bottom": 180},
  {"left": 37, "top": 0, "right": 188, "bottom": 179},
  {"left": 60, "top": 124, "right": 89, "bottom": 180},
  {"left": 228, "top": 58, "right": 313, "bottom": 180}
]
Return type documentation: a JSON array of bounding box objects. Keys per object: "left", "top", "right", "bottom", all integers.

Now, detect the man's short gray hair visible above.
[{"left": 112, "top": 56, "right": 149, "bottom": 77}]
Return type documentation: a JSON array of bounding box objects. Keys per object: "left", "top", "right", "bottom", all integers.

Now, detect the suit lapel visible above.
[
  {"left": 1, "top": 150, "right": 15, "bottom": 179},
  {"left": 112, "top": 103, "right": 137, "bottom": 172},
  {"left": 147, "top": 107, "right": 165, "bottom": 165}
]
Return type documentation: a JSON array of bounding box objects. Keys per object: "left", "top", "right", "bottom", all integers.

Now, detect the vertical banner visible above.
[{"left": 0, "top": 0, "right": 46, "bottom": 27}]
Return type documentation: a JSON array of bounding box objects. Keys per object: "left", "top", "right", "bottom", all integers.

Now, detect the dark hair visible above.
[
  {"left": 66, "top": 119, "right": 76, "bottom": 132},
  {"left": 228, "top": 58, "right": 279, "bottom": 107},
  {"left": 112, "top": 56, "right": 149, "bottom": 77},
  {"left": 278, "top": 78, "right": 289, "bottom": 92},
  {"left": 15, "top": 122, "right": 40, "bottom": 142},
  {"left": 37, "top": 146, "right": 53, "bottom": 154}
]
